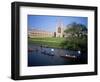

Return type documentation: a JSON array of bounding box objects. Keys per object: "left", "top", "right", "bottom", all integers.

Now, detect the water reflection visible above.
[{"left": 28, "top": 44, "right": 87, "bottom": 66}]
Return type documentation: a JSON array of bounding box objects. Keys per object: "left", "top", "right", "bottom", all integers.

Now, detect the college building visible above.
[
  {"left": 28, "top": 20, "right": 65, "bottom": 38},
  {"left": 28, "top": 29, "right": 54, "bottom": 38}
]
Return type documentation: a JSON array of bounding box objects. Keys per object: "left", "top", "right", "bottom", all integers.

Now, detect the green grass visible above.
[
  {"left": 28, "top": 37, "right": 87, "bottom": 52},
  {"left": 28, "top": 37, "right": 65, "bottom": 48}
]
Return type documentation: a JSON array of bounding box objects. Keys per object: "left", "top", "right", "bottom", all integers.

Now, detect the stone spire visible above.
[{"left": 56, "top": 18, "right": 64, "bottom": 37}]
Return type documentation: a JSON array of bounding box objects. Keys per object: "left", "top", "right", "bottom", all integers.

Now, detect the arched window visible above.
[{"left": 58, "top": 27, "right": 61, "bottom": 33}]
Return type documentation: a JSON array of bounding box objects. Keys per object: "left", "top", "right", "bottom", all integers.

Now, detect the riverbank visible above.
[
  {"left": 28, "top": 37, "right": 87, "bottom": 53},
  {"left": 28, "top": 37, "right": 65, "bottom": 48}
]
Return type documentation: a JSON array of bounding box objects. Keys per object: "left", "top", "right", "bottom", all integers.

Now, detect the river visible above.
[{"left": 28, "top": 44, "right": 87, "bottom": 66}]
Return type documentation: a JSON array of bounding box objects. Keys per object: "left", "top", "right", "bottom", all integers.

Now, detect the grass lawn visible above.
[{"left": 28, "top": 37, "right": 65, "bottom": 48}]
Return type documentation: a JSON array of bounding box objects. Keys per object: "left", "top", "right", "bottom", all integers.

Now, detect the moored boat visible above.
[
  {"left": 28, "top": 48, "right": 38, "bottom": 52},
  {"left": 60, "top": 54, "right": 76, "bottom": 59}
]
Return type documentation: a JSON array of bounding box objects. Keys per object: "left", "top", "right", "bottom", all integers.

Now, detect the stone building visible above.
[
  {"left": 28, "top": 19, "right": 65, "bottom": 38},
  {"left": 28, "top": 29, "right": 54, "bottom": 38},
  {"left": 56, "top": 20, "right": 64, "bottom": 37}
]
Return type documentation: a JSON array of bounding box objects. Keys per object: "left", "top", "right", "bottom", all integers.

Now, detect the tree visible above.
[
  {"left": 64, "top": 22, "right": 87, "bottom": 38},
  {"left": 61, "top": 22, "right": 87, "bottom": 52}
]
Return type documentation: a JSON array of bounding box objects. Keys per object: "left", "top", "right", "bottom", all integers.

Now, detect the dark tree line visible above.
[{"left": 61, "top": 22, "right": 87, "bottom": 52}]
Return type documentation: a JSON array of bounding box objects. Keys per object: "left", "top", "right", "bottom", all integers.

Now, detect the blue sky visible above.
[{"left": 28, "top": 15, "right": 88, "bottom": 32}]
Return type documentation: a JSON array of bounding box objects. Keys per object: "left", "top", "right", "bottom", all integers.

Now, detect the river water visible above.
[{"left": 28, "top": 44, "right": 87, "bottom": 66}]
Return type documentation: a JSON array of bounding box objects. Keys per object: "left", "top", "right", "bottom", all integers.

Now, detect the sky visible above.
[{"left": 28, "top": 15, "right": 88, "bottom": 32}]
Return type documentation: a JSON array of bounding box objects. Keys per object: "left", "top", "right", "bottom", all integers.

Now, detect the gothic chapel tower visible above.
[{"left": 56, "top": 19, "right": 64, "bottom": 37}]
